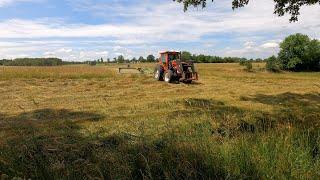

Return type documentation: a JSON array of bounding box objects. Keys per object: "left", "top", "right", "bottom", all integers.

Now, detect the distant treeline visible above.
[
  {"left": 181, "top": 51, "right": 257, "bottom": 63},
  {"left": 0, "top": 58, "right": 83, "bottom": 66},
  {"left": 0, "top": 54, "right": 265, "bottom": 67},
  {"left": 185, "top": 55, "right": 259, "bottom": 63},
  {"left": 112, "top": 52, "right": 263, "bottom": 64}
]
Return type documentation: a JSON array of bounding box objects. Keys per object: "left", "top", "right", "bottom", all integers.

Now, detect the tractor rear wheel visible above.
[
  {"left": 164, "top": 70, "right": 173, "bottom": 83},
  {"left": 154, "top": 65, "right": 163, "bottom": 81}
]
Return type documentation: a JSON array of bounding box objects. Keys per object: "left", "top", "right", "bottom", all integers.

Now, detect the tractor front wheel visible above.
[
  {"left": 154, "top": 65, "right": 163, "bottom": 81},
  {"left": 164, "top": 70, "right": 173, "bottom": 83}
]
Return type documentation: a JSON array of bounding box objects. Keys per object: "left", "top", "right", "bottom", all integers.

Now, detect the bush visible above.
[
  {"left": 239, "top": 60, "right": 253, "bottom": 71},
  {"left": 239, "top": 60, "right": 246, "bottom": 66},
  {"left": 266, "top": 56, "right": 280, "bottom": 72},
  {"left": 244, "top": 61, "right": 253, "bottom": 71}
]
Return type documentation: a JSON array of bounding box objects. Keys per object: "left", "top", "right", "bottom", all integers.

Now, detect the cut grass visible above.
[{"left": 0, "top": 63, "right": 319, "bottom": 179}]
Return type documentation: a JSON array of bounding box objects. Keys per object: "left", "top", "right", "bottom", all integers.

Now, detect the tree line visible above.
[
  {"left": 181, "top": 52, "right": 259, "bottom": 63},
  {"left": 0, "top": 58, "right": 63, "bottom": 66},
  {"left": 0, "top": 58, "right": 84, "bottom": 66},
  {"left": 111, "top": 55, "right": 157, "bottom": 63},
  {"left": 109, "top": 53, "right": 258, "bottom": 64},
  {"left": 2, "top": 33, "right": 318, "bottom": 72},
  {"left": 0, "top": 55, "right": 261, "bottom": 67}
]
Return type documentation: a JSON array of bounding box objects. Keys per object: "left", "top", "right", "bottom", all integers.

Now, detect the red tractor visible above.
[{"left": 154, "top": 51, "right": 198, "bottom": 83}]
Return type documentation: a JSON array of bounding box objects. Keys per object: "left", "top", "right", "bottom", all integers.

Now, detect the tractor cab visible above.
[
  {"left": 154, "top": 51, "right": 198, "bottom": 83},
  {"left": 159, "top": 51, "right": 180, "bottom": 70}
]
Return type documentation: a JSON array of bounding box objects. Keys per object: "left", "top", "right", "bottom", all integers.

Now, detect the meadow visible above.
[{"left": 0, "top": 63, "right": 319, "bottom": 179}]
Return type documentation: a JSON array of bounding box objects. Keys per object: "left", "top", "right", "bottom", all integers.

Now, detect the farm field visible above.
[{"left": 0, "top": 63, "right": 320, "bottom": 179}]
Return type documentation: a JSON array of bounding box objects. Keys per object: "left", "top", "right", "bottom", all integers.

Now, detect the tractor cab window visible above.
[
  {"left": 168, "top": 54, "right": 179, "bottom": 61},
  {"left": 161, "top": 54, "right": 166, "bottom": 63}
]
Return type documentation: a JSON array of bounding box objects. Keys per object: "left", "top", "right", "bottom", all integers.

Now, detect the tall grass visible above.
[{"left": 1, "top": 111, "right": 319, "bottom": 179}]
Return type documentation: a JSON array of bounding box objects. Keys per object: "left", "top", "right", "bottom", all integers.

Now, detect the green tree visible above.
[
  {"left": 147, "top": 54, "right": 156, "bottom": 62},
  {"left": 138, "top": 56, "right": 145, "bottom": 62},
  {"left": 173, "top": 0, "right": 320, "bottom": 22},
  {"left": 117, "top": 55, "right": 125, "bottom": 63},
  {"left": 278, "top": 33, "right": 320, "bottom": 71},
  {"left": 305, "top": 39, "right": 320, "bottom": 70},
  {"left": 181, "top": 51, "right": 192, "bottom": 60},
  {"left": 239, "top": 59, "right": 246, "bottom": 66},
  {"left": 131, "top": 57, "right": 137, "bottom": 63}
]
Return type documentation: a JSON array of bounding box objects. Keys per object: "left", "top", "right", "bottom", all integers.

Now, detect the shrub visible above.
[
  {"left": 244, "top": 61, "right": 253, "bottom": 71},
  {"left": 266, "top": 56, "right": 280, "bottom": 72},
  {"left": 240, "top": 60, "right": 253, "bottom": 71},
  {"left": 239, "top": 60, "right": 246, "bottom": 66}
]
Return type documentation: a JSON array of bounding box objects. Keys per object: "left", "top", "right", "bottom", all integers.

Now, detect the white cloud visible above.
[
  {"left": 79, "top": 50, "right": 109, "bottom": 60},
  {"left": 0, "top": 19, "right": 152, "bottom": 39},
  {"left": 57, "top": 48, "right": 73, "bottom": 53},
  {"left": 0, "top": 0, "right": 19, "bottom": 6},
  {"left": 113, "top": 46, "right": 123, "bottom": 51},
  {"left": 1, "top": 1, "right": 319, "bottom": 41},
  {"left": 44, "top": 49, "right": 109, "bottom": 61},
  {"left": 0, "top": 40, "right": 110, "bottom": 60},
  {"left": 223, "top": 40, "right": 281, "bottom": 58},
  {"left": 0, "top": 0, "right": 41, "bottom": 7},
  {"left": 244, "top": 41, "right": 255, "bottom": 49},
  {"left": 261, "top": 42, "right": 279, "bottom": 49}
]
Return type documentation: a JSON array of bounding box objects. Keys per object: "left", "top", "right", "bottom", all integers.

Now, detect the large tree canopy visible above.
[
  {"left": 173, "top": 0, "right": 320, "bottom": 22},
  {"left": 278, "top": 33, "right": 320, "bottom": 71}
]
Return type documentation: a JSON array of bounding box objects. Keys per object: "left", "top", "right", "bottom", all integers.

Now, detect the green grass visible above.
[{"left": 0, "top": 63, "right": 319, "bottom": 179}]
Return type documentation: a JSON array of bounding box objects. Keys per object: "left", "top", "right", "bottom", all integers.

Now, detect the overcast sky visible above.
[{"left": 0, "top": 0, "right": 319, "bottom": 61}]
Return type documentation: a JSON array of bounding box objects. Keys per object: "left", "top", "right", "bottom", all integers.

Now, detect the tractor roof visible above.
[{"left": 160, "top": 51, "right": 180, "bottom": 54}]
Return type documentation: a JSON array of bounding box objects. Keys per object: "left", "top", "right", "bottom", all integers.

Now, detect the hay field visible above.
[{"left": 0, "top": 63, "right": 319, "bottom": 179}]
